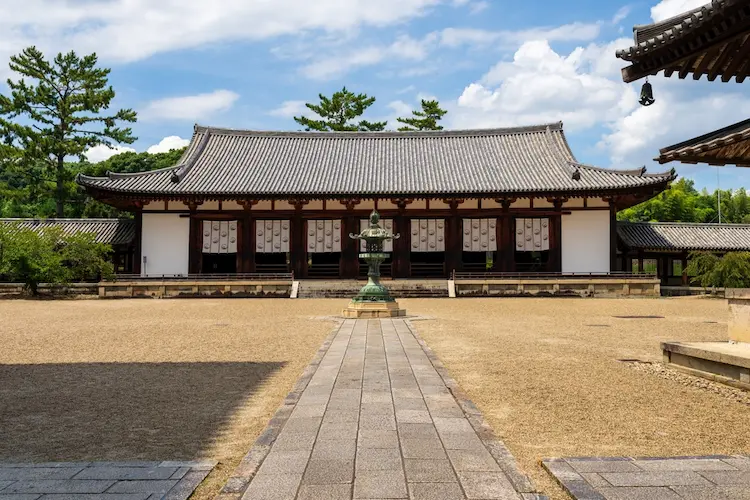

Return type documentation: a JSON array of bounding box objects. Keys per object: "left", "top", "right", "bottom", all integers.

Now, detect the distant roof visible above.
[
  {"left": 616, "top": 0, "right": 750, "bottom": 83},
  {"left": 77, "top": 123, "right": 674, "bottom": 200},
  {"left": 657, "top": 117, "right": 750, "bottom": 166},
  {"left": 0, "top": 218, "right": 135, "bottom": 246},
  {"left": 618, "top": 221, "right": 750, "bottom": 251}
]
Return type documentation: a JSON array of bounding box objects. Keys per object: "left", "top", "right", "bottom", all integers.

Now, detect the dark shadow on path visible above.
[{"left": 0, "top": 361, "right": 284, "bottom": 462}]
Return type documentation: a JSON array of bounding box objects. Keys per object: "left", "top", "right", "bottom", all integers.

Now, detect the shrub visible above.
[
  {"left": 0, "top": 224, "right": 113, "bottom": 295},
  {"left": 687, "top": 251, "right": 750, "bottom": 289}
]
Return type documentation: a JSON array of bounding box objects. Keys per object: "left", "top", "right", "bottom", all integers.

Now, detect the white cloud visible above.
[
  {"left": 600, "top": 92, "right": 750, "bottom": 165},
  {"left": 611, "top": 6, "right": 631, "bottom": 24},
  {"left": 651, "top": 0, "right": 706, "bottom": 22},
  {"left": 85, "top": 144, "right": 136, "bottom": 163},
  {"left": 451, "top": 39, "right": 636, "bottom": 131},
  {"left": 141, "top": 90, "right": 239, "bottom": 121},
  {"left": 146, "top": 136, "right": 190, "bottom": 154},
  {"left": 469, "top": 1, "right": 490, "bottom": 14},
  {"left": 269, "top": 100, "right": 308, "bottom": 118},
  {"left": 300, "top": 34, "right": 436, "bottom": 80},
  {"left": 388, "top": 100, "right": 414, "bottom": 117},
  {"left": 439, "top": 22, "right": 602, "bottom": 48},
  {"left": 0, "top": 0, "right": 447, "bottom": 69}
]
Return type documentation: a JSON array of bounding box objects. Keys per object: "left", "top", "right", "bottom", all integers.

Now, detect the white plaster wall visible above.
[
  {"left": 141, "top": 213, "right": 190, "bottom": 277},
  {"left": 561, "top": 211, "right": 610, "bottom": 273}
]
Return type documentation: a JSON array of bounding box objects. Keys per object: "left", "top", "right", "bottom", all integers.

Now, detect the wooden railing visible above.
[
  {"left": 106, "top": 272, "right": 294, "bottom": 281},
  {"left": 451, "top": 270, "right": 658, "bottom": 280}
]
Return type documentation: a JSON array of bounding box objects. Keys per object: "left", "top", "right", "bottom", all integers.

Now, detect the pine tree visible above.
[
  {"left": 397, "top": 99, "right": 447, "bottom": 131},
  {"left": 0, "top": 46, "right": 137, "bottom": 216},
  {"left": 294, "top": 87, "right": 386, "bottom": 131}
]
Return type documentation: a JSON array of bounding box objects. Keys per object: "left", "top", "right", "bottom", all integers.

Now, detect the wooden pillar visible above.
[
  {"left": 445, "top": 202, "right": 462, "bottom": 277},
  {"left": 188, "top": 216, "right": 202, "bottom": 274},
  {"left": 497, "top": 200, "right": 515, "bottom": 273},
  {"left": 637, "top": 250, "right": 644, "bottom": 275},
  {"left": 290, "top": 205, "right": 307, "bottom": 278},
  {"left": 341, "top": 215, "right": 359, "bottom": 279},
  {"left": 392, "top": 202, "right": 411, "bottom": 279},
  {"left": 133, "top": 209, "right": 143, "bottom": 276},
  {"left": 548, "top": 200, "right": 563, "bottom": 272},
  {"left": 609, "top": 200, "right": 618, "bottom": 274},
  {"left": 681, "top": 252, "right": 689, "bottom": 286},
  {"left": 624, "top": 252, "right": 633, "bottom": 273}
]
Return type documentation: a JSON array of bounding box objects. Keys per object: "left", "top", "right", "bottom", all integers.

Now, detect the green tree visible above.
[
  {"left": 0, "top": 46, "right": 137, "bottom": 217},
  {"left": 0, "top": 224, "right": 113, "bottom": 295},
  {"left": 294, "top": 87, "right": 386, "bottom": 131},
  {"left": 397, "top": 99, "right": 447, "bottom": 131}
]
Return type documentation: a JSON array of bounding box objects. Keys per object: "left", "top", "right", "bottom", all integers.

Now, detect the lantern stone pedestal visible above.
[{"left": 342, "top": 212, "right": 406, "bottom": 319}]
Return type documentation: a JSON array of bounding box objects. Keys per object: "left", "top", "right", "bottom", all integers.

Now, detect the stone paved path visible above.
[
  {"left": 0, "top": 460, "right": 216, "bottom": 499},
  {"left": 543, "top": 456, "right": 750, "bottom": 499},
  {"left": 232, "top": 318, "right": 541, "bottom": 500}
]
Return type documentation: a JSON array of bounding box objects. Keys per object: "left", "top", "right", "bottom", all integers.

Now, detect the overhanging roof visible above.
[
  {"left": 618, "top": 221, "right": 750, "bottom": 251},
  {"left": 616, "top": 0, "right": 750, "bottom": 83},
  {"left": 657, "top": 117, "right": 750, "bottom": 166},
  {"left": 77, "top": 123, "right": 675, "bottom": 200},
  {"left": 0, "top": 218, "right": 135, "bottom": 246}
]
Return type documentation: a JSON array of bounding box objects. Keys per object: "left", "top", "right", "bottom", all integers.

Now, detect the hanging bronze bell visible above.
[{"left": 639, "top": 79, "right": 655, "bottom": 106}]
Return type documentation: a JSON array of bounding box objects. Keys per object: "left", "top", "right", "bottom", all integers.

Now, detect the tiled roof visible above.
[
  {"left": 657, "top": 117, "right": 750, "bottom": 166},
  {"left": 615, "top": 0, "right": 750, "bottom": 83},
  {"left": 0, "top": 218, "right": 135, "bottom": 245},
  {"left": 77, "top": 123, "right": 675, "bottom": 199},
  {"left": 617, "top": 221, "right": 750, "bottom": 251}
]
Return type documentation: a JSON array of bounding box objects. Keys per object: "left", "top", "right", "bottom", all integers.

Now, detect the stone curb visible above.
[
  {"left": 404, "top": 319, "right": 549, "bottom": 500},
  {"left": 541, "top": 458, "right": 605, "bottom": 500},
  {"left": 216, "top": 319, "right": 344, "bottom": 500}
]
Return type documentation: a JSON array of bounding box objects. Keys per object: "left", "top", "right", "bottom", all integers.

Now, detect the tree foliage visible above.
[
  {"left": 294, "top": 87, "right": 386, "bottom": 131},
  {"left": 0, "top": 224, "right": 112, "bottom": 295},
  {"left": 619, "top": 178, "right": 750, "bottom": 224},
  {"left": 686, "top": 251, "right": 750, "bottom": 288},
  {"left": 0, "top": 46, "right": 137, "bottom": 217},
  {"left": 397, "top": 99, "right": 447, "bottom": 131}
]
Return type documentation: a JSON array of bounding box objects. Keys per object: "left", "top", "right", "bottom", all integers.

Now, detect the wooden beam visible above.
[
  {"left": 678, "top": 56, "right": 698, "bottom": 79},
  {"left": 610, "top": 201, "right": 618, "bottom": 273},
  {"left": 708, "top": 38, "right": 741, "bottom": 81},
  {"left": 188, "top": 217, "right": 202, "bottom": 274},
  {"left": 692, "top": 49, "right": 719, "bottom": 79},
  {"left": 721, "top": 35, "right": 750, "bottom": 81}
]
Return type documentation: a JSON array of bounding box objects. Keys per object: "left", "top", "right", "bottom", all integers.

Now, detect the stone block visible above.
[
  {"left": 104, "top": 480, "right": 178, "bottom": 494},
  {"left": 302, "top": 459, "right": 354, "bottom": 484},
  {"left": 73, "top": 467, "right": 178, "bottom": 480},
  {"left": 240, "top": 473, "right": 302, "bottom": 500},
  {"left": 433, "top": 418, "right": 474, "bottom": 435},
  {"left": 566, "top": 459, "right": 641, "bottom": 474},
  {"left": 272, "top": 431, "right": 317, "bottom": 451},
  {"left": 312, "top": 439, "right": 357, "bottom": 460},
  {"left": 257, "top": 450, "right": 312, "bottom": 474},
  {"left": 596, "top": 486, "right": 681, "bottom": 499},
  {"left": 632, "top": 459, "right": 736, "bottom": 472},
  {"left": 281, "top": 417, "right": 323, "bottom": 434},
  {"left": 457, "top": 471, "right": 519, "bottom": 499},
  {"left": 358, "top": 430, "right": 399, "bottom": 449},
  {"left": 3, "top": 480, "right": 115, "bottom": 494},
  {"left": 318, "top": 422, "right": 359, "bottom": 441},
  {"left": 400, "top": 437, "right": 447, "bottom": 460},
  {"left": 404, "top": 459, "right": 458, "bottom": 483},
  {"left": 353, "top": 470, "right": 407, "bottom": 499},
  {"left": 359, "top": 414, "right": 396, "bottom": 431},
  {"left": 408, "top": 482, "right": 464, "bottom": 500},
  {"left": 600, "top": 471, "right": 710, "bottom": 487},
  {"left": 356, "top": 448, "right": 402, "bottom": 471},
  {"left": 0, "top": 469, "right": 83, "bottom": 481},
  {"left": 395, "top": 410, "right": 432, "bottom": 424},
  {"left": 397, "top": 423, "right": 439, "bottom": 438},
  {"left": 447, "top": 449, "right": 501, "bottom": 472},
  {"left": 297, "top": 483, "right": 352, "bottom": 500},
  {"left": 699, "top": 471, "right": 750, "bottom": 485}
]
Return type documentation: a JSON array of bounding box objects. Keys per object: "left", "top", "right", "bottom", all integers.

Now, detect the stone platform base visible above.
[
  {"left": 342, "top": 300, "right": 406, "bottom": 318},
  {"left": 662, "top": 341, "right": 750, "bottom": 390}
]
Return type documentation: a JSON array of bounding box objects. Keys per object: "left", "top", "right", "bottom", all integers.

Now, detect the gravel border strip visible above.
[
  {"left": 403, "top": 318, "right": 549, "bottom": 500},
  {"left": 216, "top": 319, "right": 344, "bottom": 500}
]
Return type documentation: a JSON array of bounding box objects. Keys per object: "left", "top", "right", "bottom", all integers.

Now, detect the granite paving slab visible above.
[
  {"left": 220, "top": 319, "right": 545, "bottom": 500},
  {"left": 0, "top": 461, "right": 216, "bottom": 499},
  {"left": 543, "top": 456, "right": 750, "bottom": 499}
]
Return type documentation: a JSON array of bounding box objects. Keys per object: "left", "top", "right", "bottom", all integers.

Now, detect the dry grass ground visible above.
[
  {"left": 0, "top": 299, "right": 339, "bottom": 499},
  {"left": 407, "top": 297, "right": 750, "bottom": 500}
]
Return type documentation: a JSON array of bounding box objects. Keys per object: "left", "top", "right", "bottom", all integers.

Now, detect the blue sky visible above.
[{"left": 1, "top": 0, "right": 749, "bottom": 191}]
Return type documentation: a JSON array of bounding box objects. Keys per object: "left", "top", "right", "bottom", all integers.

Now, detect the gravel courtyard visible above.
[
  {"left": 0, "top": 299, "right": 336, "bottom": 499},
  {"left": 411, "top": 297, "right": 750, "bottom": 500},
  {"left": 0, "top": 297, "right": 744, "bottom": 500}
]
